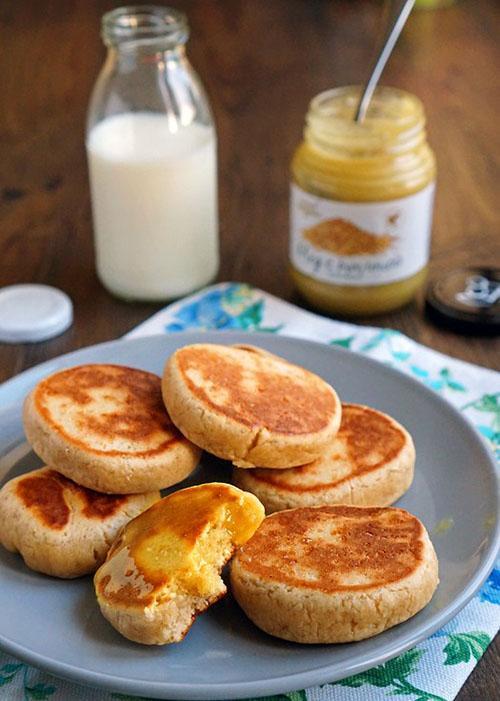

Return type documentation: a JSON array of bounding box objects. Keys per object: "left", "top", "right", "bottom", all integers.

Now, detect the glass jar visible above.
[
  {"left": 416, "top": 0, "right": 456, "bottom": 8},
  {"left": 290, "top": 86, "right": 436, "bottom": 316},
  {"left": 86, "top": 5, "right": 218, "bottom": 301}
]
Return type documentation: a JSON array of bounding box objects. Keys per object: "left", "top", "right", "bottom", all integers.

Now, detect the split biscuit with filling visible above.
[
  {"left": 94, "top": 483, "right": 265, "bottom": 644},
  {"left": 162, "top": 343, "right": 341, "bottom": 468},
  {"left": 23, "top": 364, "right": 201, "bottom": 494}
]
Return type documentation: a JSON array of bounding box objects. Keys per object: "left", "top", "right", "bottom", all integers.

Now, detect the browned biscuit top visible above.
[
  {"left": 16, "top": 469, "right": 129, "bottom": 530},
  {"left": 33, "top": 364, "right": 186, "bottom": 457},
  {"left": 174, "top": 345, "right": 337, "bottom": 435},
  {"left": 245, "top": 404, "right": 407, "bottom": 491},
  {"left": 234, "top": 505, "right": 424, "bottom": 593}
]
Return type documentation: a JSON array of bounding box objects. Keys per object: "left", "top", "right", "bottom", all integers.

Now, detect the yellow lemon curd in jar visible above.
[{"left": 290, "top": 86, "right": 436, "bottom": 316}]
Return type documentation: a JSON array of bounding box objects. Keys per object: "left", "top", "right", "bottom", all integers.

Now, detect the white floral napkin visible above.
[{"left": 1, "top": 282, "right": 498, "bottom": 701}]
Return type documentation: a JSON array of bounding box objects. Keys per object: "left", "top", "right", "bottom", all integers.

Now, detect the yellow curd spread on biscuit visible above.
[
  {"left": 290, "top": 86, "right": 436, "bottom": 315},
  {"left": 96, "top": 483, "right": 264, "bottom": 603}
]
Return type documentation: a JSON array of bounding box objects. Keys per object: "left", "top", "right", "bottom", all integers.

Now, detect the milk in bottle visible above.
[{"left": 86, "top": 6, "right": 218, "bottom": 300}]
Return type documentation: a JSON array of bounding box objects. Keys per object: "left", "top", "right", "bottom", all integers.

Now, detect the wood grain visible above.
[{"left": 0, "top": 1, "right": 498, "bottom": 697}]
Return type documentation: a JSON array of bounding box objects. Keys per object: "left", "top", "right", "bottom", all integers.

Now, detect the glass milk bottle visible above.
[{"left": 86, "top": 6, "right": 218, "bottom": 301}]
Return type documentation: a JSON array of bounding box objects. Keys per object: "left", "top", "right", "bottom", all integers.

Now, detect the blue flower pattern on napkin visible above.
[{"left": 165, "top": 283, "right": 282, "bottom": 333}]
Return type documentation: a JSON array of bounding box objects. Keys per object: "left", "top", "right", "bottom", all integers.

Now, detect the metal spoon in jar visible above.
[{"left": 354, "top": 0, "right": 416, "bottom": 122}]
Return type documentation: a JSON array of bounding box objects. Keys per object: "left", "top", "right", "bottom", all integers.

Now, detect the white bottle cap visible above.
[{"left": 0, "top": 284, "right": 73, "bottom": 343}]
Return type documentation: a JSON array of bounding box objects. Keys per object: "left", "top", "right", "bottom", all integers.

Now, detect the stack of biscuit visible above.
[
  {"left": 0, "top": 363, "right": 201, "bottom": 578},
  {"left": 0, "top": 343, "right": 439, "bottom": 648},
  {"left": 161, "top": 342, "right": 415, "bottom": 510},
  {"left": 161, "top": 343, "right": 438, "bottom": 644}
]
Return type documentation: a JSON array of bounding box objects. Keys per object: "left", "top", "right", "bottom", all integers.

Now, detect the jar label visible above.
[{"left": 290, "top": 183, "right": 435, "bottom": 287}]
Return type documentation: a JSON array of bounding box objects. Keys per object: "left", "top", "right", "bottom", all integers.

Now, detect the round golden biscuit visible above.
[
  {"left": 233, "top": 404, "right": 415, "bottom": 512},
  {"left": 94, "top": 483, "right": 265, "bottom": 645},
  {"left": 162, "top": 343, "right": 341, "bottom": 468},
  {"left": 23, "top": 364, "right": 201, "bottom": 494},
  {"left": 0, "top": 467, "right": 160, "bottom": 578},
  {"left": 230, "top": 505, "right": 439, "bottom": 643}
]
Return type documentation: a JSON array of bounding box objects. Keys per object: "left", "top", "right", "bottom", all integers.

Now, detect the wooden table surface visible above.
[{"left": 1, "top": 0, "right": 499, "bottom": 697}]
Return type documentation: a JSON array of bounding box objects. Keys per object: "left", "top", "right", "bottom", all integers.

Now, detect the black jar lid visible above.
[{"left": 425, "top": 267, "right": 500, "bottom": 336}]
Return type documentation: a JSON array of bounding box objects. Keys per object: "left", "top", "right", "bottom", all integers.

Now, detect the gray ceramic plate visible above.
[{"left": 0, "top": 331, "right": 498, "bottom": 700}]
